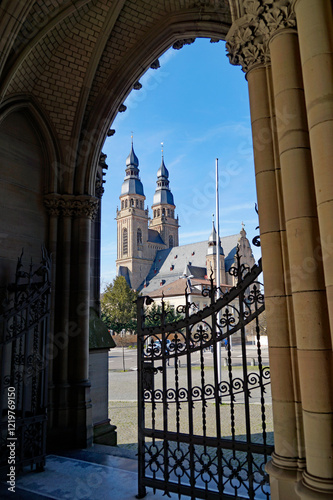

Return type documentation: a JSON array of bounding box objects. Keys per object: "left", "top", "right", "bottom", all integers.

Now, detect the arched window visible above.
[
  {"left": 121, "top": 200, "right": 124, "bottom": 209},
  {"left": 123, "top": 228, "right": 128, "bottom": 255},
  {"left": 169, "top": 235, "right": 174, "bottom": 248},
  {"left": 131, "top": 198, "right": 134, "bottom": 206},
  {"left": 167, "top": 208, "right": 170, "bottom": 216},
  {"left": 157, "top": 209, "right": 160, "bottom": 217},
  {"left": 162, "top": 208, "right": 165, "bottom": 216},
  {"left": 136, "top": 199, "right": 139, "bottom": 207},
  {"left": 140, "top": 200, "right": 143, "bottom": 209},
  {"left": 154, "top": 210, "right": 156, "bottom": 218},
  {"left": 137, "top": 228, "right": 142, "bottom": 248},
  {"left": 125, "top": 199, "right": 128, "bottom": 208}
]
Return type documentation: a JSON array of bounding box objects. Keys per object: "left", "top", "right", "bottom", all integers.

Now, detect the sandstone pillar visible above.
[
  {"left": 69, "top": 195, "right": 99, "bottom": 447},
  {"left": 44, "top": 194, "right": 98, "bottom": 448},
  {"left": 293, "top": 0, "right": 333, "bottom": 344},
  {"left": 226, "top": 11, "right": 303, "bottom": 497},
  {"left": 270, "top": 25, "right": 333, "bottom": 497}
]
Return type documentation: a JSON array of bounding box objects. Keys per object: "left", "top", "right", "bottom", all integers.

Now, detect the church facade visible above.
[{"left": 116, "top": 144, "right": 255, "bottom": 294}]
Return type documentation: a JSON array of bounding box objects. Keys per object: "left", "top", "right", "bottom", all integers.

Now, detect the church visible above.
[
  {"left": 116, "top": 143, "right": 255, "bottom": 295},
  {"left": 0, "top": 2, "right": 332, "bottom": 499}
]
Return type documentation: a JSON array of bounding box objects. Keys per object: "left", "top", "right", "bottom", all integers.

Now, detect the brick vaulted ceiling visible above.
[{"left": 0, "top": 0, "right": 232, "bottom": 192}]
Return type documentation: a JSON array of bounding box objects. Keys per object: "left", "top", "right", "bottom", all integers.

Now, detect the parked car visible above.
[{"left": 153, "top": 339, "right": 171, "bottom": 350}]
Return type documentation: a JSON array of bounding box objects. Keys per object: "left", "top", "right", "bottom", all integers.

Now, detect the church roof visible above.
[
  {"left": 147, "top": 278, "right": 203, "bottom": 298},
  {"left": 148, "top": 229, "right": 165, "bottom": 245},
  {"left": 140, "top": 234, "right": 240, "bottom": 293},
  {"left": 121, "top": 178, "right": 144, "bottom": 196},
  {"left": 117, "top": 265, "right": 131, "bottom": 287},
  {"left": 152, "top": 189, "right": 174, "bottom": 206}
]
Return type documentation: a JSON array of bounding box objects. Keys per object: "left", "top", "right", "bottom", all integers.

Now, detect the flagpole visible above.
[{"left": 216, "top": 158, "right": 221, "bottom": 387}]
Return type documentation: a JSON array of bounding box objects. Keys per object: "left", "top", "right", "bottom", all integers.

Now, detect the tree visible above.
[
  {"left": 144, "top": 301, "right": 183, "bottom": 328},
  {"left": 101, "top": 276, "right": 138, "bottom": 334}
]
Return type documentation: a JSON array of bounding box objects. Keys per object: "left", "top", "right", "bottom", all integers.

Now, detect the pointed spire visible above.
[
  {"left": 157, "top": 142, "right": 169, "bottom": 180},
  {"left": 207, "top": 217, "right": 224, "bottom": 255},
  {"left": 208, "top": 218, "right": 217, "bottom": 244},
  {"left": 126, "top": 134, "right": 139, "bottom": 168},
  {"left": 121, "top": 137, "right": 144, "bottom": 196},
  {"left": 152, "top": 144, "right": 174, "bottom": 207}
]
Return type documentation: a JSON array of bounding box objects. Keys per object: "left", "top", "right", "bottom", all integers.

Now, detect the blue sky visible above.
[{"left": 101, "top": 38, "right": 260, "bottom": 287}]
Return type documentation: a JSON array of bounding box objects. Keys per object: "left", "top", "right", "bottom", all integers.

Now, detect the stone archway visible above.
[{"left": 0, "top": 2, "right": 332, "bottom": 499}]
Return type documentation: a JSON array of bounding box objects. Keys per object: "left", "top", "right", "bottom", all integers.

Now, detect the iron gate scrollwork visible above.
[
  {"left": 137, "top": 248, "right": 273, "bottom": 499},
  {"left": 0, "top": 249, "right": 51, "bottom": 477}
]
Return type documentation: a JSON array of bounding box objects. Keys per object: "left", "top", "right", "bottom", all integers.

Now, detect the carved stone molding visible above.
[
  {"left": 226, "top": 0, "right": 296, "bottom": 73},
  {"left": 44, "top": 194, "right": 62, "bottom": 217},
  {"left": 44, "top": 194, "right": 99, "bottom": 220},
  {"left": 172, "top": 38, "right": 196, "bottom": 50},
  {"left": 95, "top": 177, "right": 105, "bottom": 199},
  {"left": 72, "top": 196, "right": 99, "bottom": 219}
]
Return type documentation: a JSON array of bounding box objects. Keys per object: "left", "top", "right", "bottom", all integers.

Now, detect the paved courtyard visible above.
[{"left": 108, "top": 346, "right": 273, "bottom": 453}]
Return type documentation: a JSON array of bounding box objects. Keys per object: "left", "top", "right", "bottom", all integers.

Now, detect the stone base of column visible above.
[
  {"left": 296, "top": 471, "right": 333, "bottom": 498},
  {"left": 72, "top": 381, "right": 93, "bottom": 449},
  {"left": 47, "top": 382, "right": 93, "bottom": 450},
  {"left": 266, "top": 453, "right": 305, "bottom": 500},
  {"left": 93, "top": 419, "right": 117, "bottom": 446}
]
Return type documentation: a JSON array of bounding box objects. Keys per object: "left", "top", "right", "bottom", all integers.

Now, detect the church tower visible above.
[
  {"left": 149, "top": 149, "right": 179, "bottom": 248},
  {"left": 206, "top": 220, "right": 226, "bottom": 284},
  {"left": 116, "top": 141, "right": 153, "bottom": 290}
]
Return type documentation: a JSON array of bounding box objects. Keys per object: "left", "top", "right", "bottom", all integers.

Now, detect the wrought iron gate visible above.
[
  {"left": 137, "top": 249, "right": 273, "bottom": 499},
  {"left": 0, "top": 249, "right": 51, "bottom": 477}
]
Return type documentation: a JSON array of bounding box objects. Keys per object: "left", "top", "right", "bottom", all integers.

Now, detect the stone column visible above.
[
  {"left": 268, "top": 7, "right": 333, "bottom": 498},
  {"left": 45, "top": 194, "right": 98, "bottom": 448},
  {"left": 44, "top": 194, "right": 60, "bottom": 431},
  {"left": 226, "top": 7, "right": 303, "bottom": 498},
  {"left": 53, "top": 197, "right": 73, "bottom": 430},
  {"left": 293, "top": 0, "right": 333, "bottom": 344},
  {"left": 69, "top": 195, "right": 99, "bottom": 447}
]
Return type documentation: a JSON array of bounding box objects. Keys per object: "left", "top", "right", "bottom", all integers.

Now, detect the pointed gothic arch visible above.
[{"left": 0, "top": 4, "right": 332, "bottom": 498}]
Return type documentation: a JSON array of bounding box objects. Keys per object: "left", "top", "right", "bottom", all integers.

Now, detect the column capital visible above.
[
  {"left": 226, "top": 0, "right": 296, "bottom": 73},
  {"left": 44, "top": 194, "right": 99, "bottom": 219},
  {"left": 44, "top": 193, "right": 62, "bottom": 216}
]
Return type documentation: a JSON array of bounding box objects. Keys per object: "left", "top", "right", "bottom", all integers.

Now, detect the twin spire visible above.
[{"left": 122, "top": 137, "right": 174, "bottom": 207}]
